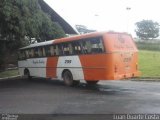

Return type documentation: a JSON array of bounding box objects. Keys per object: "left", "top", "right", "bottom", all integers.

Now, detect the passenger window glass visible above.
[
  {"left": 69, "top": 43, "right": 73, "bottom": 55},
  {"left": 38, "top": 47, "right": 43, "bottom": 57},
  {"left": 50, "top": 46, "right": 55, "bottom": 56},
  {"left": 27, "top": 49, "right": 33, "bottom": 58},
  {"left": 62, "top": 43, "right": 71, "bottom": 55},
  {"left": 90, "top": 37, "right": 104, "bottom": 53},
  {"left": 42, "top": 47, "right": 46, "bottom": 57},
  {"left": 72, "top": 41, "right": 82, "bottom": 54},
  {"left": 55, "top": 45, "right": 59, "bottom": 55},
  {"left": 34, "top": 48, "right": 38, "bottom": 57},
  {"left": 25, "top": 50, "right": 29, "bottom": 58},
  {"left": 30, "top": 49, "right": 34, "bottom": 58},
  {"left": 58, "top": 44, "right": 63, "bottom": 55},
  {"left": 45, "top": 46, "right": 51, "bottom": 56},
  {"left": 82, "top": 37, "right": 104, "bottom": 54}
]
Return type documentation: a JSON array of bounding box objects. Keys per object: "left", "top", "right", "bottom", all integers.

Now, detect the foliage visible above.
[
  {"left": 0, "top": 0, "right": 66, "bottom": 68},
  {"left": 135, "top": 20, "right": 159, "bottom": 40},
  {"left": 136, "top": 41, "right": 160, "bottom": 51},
  {"left": 0, "top": 0, "right": 65, "bottom": 44}
]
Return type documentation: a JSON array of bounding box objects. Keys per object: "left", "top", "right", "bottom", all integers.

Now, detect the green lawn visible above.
[
  {"left": 0, "top": 69, "right": 18, "bottom": 78},
  {"left": 139, "top": 50, "right": 160, "bottom": 77}
]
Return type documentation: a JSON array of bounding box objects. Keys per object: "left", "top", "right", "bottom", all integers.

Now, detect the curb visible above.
[
  {"left": 131, "top": 78, "right": 160, "bottom": 82},
  {"left": 0, "top": 75, "right": 21, "bottom": 81}
]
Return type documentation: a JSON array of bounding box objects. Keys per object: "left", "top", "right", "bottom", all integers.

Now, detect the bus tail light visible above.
[
  {"left": 114, "top": 65, "right": 118, "bottom": 73},
  {"left": 136, "top": 63, "right": 138, "bottom": 70}
]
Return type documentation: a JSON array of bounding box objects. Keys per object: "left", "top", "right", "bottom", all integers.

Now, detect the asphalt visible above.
[{"left": 0, "top": 78, "right": 160, "bottom": 119}]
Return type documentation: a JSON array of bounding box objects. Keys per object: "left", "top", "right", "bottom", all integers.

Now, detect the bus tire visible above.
[
  {"left": 24, "top": 69, "right": 32, "bottom": 80},
  {"left": 86, "top": 80, "right": 99, "bottom": 85},
  {"left": 63, "top": 70, "right": 73, "bottom": 86}
]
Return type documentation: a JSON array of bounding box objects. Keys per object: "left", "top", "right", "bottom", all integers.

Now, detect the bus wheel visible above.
[
  {"left": 24, "top": 69, "right": 32, "bottom": 80},
  {"left": 63, "top": 71, "right": 73, "bottom": 86},
  {"left": 86, "top": 81, "right": 99, "bottom": 85}
]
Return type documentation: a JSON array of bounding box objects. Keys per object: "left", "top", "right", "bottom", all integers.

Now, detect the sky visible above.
[{"left": 44, "top": 0, "right": 160, "bottom": 37}]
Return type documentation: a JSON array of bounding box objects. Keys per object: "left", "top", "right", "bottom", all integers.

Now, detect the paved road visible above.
[{"left": 0, "top": 78, "right": 160, "bottom": 114}]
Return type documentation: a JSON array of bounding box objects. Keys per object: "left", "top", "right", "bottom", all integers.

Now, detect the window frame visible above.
[{"left": 18, "top": 36, "right": 106, "bottom": 60}]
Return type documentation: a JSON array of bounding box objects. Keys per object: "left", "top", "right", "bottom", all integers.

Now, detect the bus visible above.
[{"left": 18, "top": 32, "right": 140, "bottom": 86}]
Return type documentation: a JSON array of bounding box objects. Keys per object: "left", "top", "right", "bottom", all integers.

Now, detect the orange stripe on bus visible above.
[
  {"left": 46, "top": 57, "right": 58, "bottom": 78},
  {"left": 79, "top": 54, "right": 114, "bottom": 80}
]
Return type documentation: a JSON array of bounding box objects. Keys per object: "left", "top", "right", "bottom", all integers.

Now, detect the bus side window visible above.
[
  {"left": 99, "top": 38, "right": 104, "bottom": 52},
  {"left": 69, "top": 43, "right": 73, "bottom": 55},
  {"left": 42, "top": 47, "right": 46, "bottom": 57},
  {"left": 58, "top": 44, "right": 63, "bottom": 55},
  {"left": 81, "top": 40, "right": 92, "bottom": 54},
  {"left": 38, "top": 47, "right": 43, "bottom": 57},
  {"left": 30, "top": 49, "right": 34, "bottom": 58},
  {"left": 25, "top": 50, "right": 29, "bottom": 59},
  {"left": 28, "top": 49, "right": 32, "bottom": 58},
  {"left": 22, "top": 51, "right": 26, "bottom": 59},
  {"left": 45, "top": 46, "right": 51, "bottom": 57},
  {"left": 55, "top": 45, "right": 59, "bottom": 55},
  {"left": 63, "top": 43, "right": 70, "bottom": 55},
  {"left": 34, "top": 48, "right": 38, "bottom": 57},
  {"left": 86, "top": 41, "right": 92, "bottom": 53},
  {"left": 81, "top": 37, "right": 104, "bottom": 54},
  {"left": 90, "top": 37, "right": 104, "bottom": 54},
  {"left": 50, "top": 46, "right": 55, "bottom": 56},
  {"left": 72, "top": 41, "right": 82, "bottom": 54}
]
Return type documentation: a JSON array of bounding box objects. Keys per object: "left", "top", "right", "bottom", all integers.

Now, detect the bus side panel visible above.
[
  {"left": 79, "top": 54, "right": 115, "bottom": 81},
  {"left": 46, "top": 57, "right": 59, "bottom": 78},
  {"left": 56, "top": 56, "right": 84, "bottom": 80},
  {"left": 18, "top": 58, "right": 47, "bottom": 78}
]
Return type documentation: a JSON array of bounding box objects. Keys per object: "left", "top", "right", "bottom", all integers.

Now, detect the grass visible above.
[
  {"left": 0, "top": 69, "right": 18, "bottom": 78},
  {"left": 139, "top": 50, "right": 160, "bottom": 77}
]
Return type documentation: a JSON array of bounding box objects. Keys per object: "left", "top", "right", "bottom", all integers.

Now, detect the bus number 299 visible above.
[{"left": 65, "top": 60, "right": 72, "bottom": 64}]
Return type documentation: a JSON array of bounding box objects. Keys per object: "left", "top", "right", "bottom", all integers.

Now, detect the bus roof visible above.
[{"left": 20, "top": 31, "right": 131, "bottom": 50}]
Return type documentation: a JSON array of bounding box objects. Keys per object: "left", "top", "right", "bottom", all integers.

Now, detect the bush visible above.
[{"left": 135, "top": 40, "right": 160, "bottom": 51}]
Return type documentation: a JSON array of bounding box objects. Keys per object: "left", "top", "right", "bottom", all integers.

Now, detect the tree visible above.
[
  {"left": 135, "top": 20, "right": 159, "bottom": 40},
  {"left": 0, "top": 0, "right": 66, "bottom": 69},
  {"left": 0, "top": 0, "right": 66, "bottom": 45}
]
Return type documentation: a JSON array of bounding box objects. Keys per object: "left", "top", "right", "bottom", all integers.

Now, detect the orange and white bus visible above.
[{"left": 18, "top": 32, "right": 140, "bottom": 86}]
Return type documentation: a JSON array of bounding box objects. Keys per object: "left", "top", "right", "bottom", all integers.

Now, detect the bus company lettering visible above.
[
  {"left": 33, "top": 60, "right": 45, "bottom": 64},
  {"left": 114, "top": 36, "right": 134, "bottom": 50},
  {"left": 118, "top": 35, "right": 125, "bottom": 43},
  {"left": 114, "top": 42, "right": 134, "bottom": 49}
]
